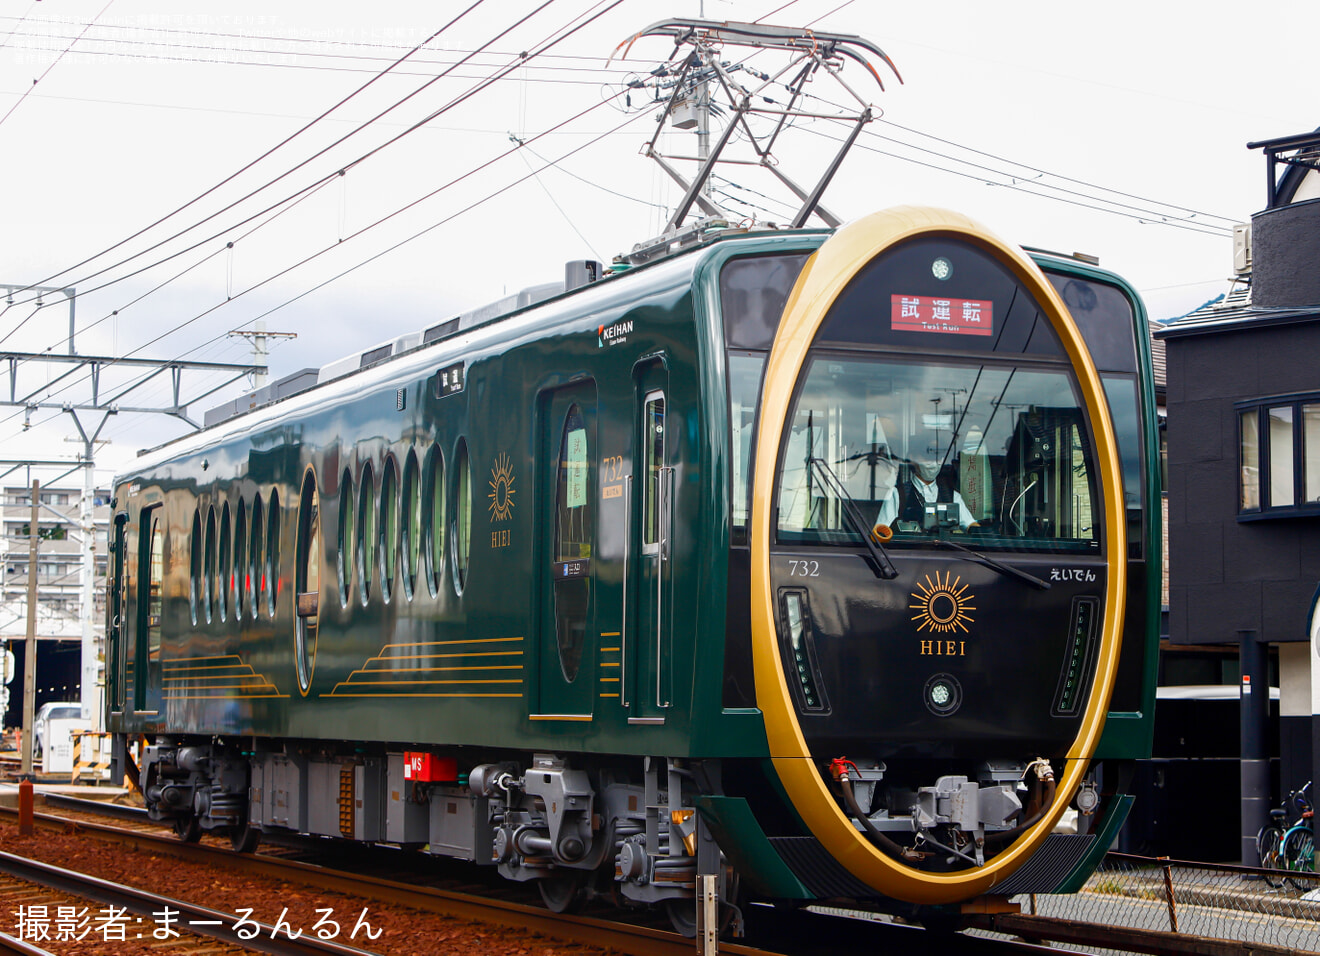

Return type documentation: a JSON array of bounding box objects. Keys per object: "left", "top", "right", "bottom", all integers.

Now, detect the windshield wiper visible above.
[
  {"left": 934, "top": 538, "right": 1050, "bottom": 590},
  {"left": 808, "top": 456, "right": 898, "bottom": 580}
]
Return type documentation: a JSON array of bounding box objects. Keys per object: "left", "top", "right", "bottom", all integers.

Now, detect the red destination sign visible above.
[{"left": 891, "top": 294, "right": 993, "bottom": 336}]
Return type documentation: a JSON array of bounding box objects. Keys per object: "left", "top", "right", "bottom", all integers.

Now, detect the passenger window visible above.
[
  {"left": 357, "top": 463, "right": 375, "bottom": 604},
  {"left": 402, "top": 450, "right": 421, "bottom": 600},
  {"left": 218, "top": 501, "right": 231, "bottom": 622},
  {"left": 144, "top": 507, "right": 164, "bottom": 708},
  {"left": 251, "top": 494, "right": 265, "bottom": 619},
  {"left": 204, "top": 506, "right": 216, "bottom": 623},
  {"left": 553, "top": 403, "right": 593, "bottom": 682},
  {"left": 189, "top": 509, "right": 202, "bottom": 625},
  {"left": 454, "top": 440, "right": 472, "bottom": 593},
  {"left": 338, "top": 469, "right": 354, "bottom": 608},
  {"left": 380, "top": 456, "right": 399, "bottom": 601},
  {"left": 643, "top": 395, "right": 665, "bottom": 547},
  {"left": 266, "top": 489, "right": 281, "bottom": 617},
  {"left": 295, "top": 469, "right": 320, "bottom": 693},
  {"left": 234, "top": 499, "right": 247, "bottom": 618},
  {"left": 425, "top": 444, "right": 447, "bottom": 596}
]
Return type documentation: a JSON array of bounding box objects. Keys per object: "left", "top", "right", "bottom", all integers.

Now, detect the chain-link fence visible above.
[{"left": 1003, "top": 852, "right": 1320, "bottom": 953}]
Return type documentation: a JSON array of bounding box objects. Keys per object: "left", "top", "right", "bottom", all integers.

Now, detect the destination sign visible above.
[
  {"left": 435, "top": 361, "right": 465, "bottom": 396},
  {"left": 891, "top": 295, "right": 993, "bottom": 337}
]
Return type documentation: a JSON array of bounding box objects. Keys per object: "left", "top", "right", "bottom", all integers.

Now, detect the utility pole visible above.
[
  {"left": 229, "top": 321, "right": 296, "bottom": 389},
  {"left": 67, "top": 412, "right": 112, "bottom": 728},
  {"left": 1, "top": 349, "right": 263, "bottom": 736},
  {"left": 20, "top": 480, "right": 39, "bottom": 777}
]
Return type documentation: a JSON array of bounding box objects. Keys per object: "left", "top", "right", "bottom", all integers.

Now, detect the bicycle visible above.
[{"left": 1258, "top": 782, "right": 1313, "bottom": 889}]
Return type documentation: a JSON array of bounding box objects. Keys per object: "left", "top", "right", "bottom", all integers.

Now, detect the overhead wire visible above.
[
  {"left": 5, "top": 96, "right": 646, "bottom": 448},
  {"left": 0, "top": 45, "right": 639, "bottom": 441},
  {"left": 799, "top": 120, "right": 1233, "bottom": 238},
  {"left": 0, "top": 0, "right": 576, "bottom": 350},
  {"left": 1, "top": 0, "right": 623, "bottom": 345},
  {"left": 0, "top": 3, "right": 40, "bottom": 52},
  {"left": 0, "top": 13, "right": 631, "bottom": 68},
  {"left": 0, "top": 0, "right": 113, "bottom": 133},
  {"left": 0, "top": 0, "right": 489, "bottom": 307}
]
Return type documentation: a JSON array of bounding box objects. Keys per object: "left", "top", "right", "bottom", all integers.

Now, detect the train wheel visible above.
[
  {"left": 537, "top": 871, "right": 587, "bottom": 914},
  {"left": 664, "top": 898, "right": 737, "bottom": 939},
  {"left": 173, "top": 815, "right": 202, "bottom": 843},
  {"left": 664, "top": 899, "right": 698, "bottom": 938},
  {"left": 230, "top": 825, "right": 261, "bottom": 853}
]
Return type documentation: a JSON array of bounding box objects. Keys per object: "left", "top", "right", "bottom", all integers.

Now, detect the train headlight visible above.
[
  {"left": 931, "top": 256, "right": 953, "bottom": 281},
  {"left": 924, "top": 673, "right": 962, "bottom": 717}
]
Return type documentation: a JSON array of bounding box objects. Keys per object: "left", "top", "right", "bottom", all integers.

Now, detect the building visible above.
[
  {"left": 1157, "top": 129, "right": 1320, "bottom": 860},
  {"left": 0, "top": 482, "right": 111, "bottom": 728}
]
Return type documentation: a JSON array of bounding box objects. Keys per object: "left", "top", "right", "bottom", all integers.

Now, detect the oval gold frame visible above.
[{"left": 749, "top": 207, "right": 1126, "bottom": 903}]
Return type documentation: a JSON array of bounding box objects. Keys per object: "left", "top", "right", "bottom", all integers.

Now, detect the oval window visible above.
[
  {"left": 204, "top": 506, "right": 216, "bottom": 624},
  {"left": 218, "top": 502, "right": 231, "bottom": 623},
  {"left": 266, "top": 489, "right": 281, "bottom": 618},
  {"left": 357, "top": 462, "right": 375, "bottom": 605},
  {"left": 424, "top": 444, "right": 446, "bottom": 597},
  {"left": 295, "top": 468, "right": 321, "bottom": 694},
  {"left": 251, "top": 494, "right": 264, "bottom": 619},
  {"left": 234, "top": 499, "right": 247, "bottom": 619},
  {"left": 398, "top": 448, "right": 419, "bottom": 596},
  {"left": 189, "top": 509, "right": 202, "bottom": 626},
  {"left": 380, "top": 456, "right": 399, "bottom": 602},
  {"left": 453, "top": 439, "right": 472, "bottom": 594},
  {"left": 338, "top": 468, "right": 354, "bottom": 609},
  {"left": 552, "top": 404, "right": 593, "bottom": 682}
]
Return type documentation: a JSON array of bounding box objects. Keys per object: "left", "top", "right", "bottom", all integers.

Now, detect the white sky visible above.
[{"left": 0, "top": 0, "right": 1314, "bottom": 479}]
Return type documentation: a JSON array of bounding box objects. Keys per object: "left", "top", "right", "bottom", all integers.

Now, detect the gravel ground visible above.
[{"left": 0, "top": 818, "right": 607, "bottom": 955}]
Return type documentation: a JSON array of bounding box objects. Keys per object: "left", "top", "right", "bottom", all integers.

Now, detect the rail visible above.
[{"left": 12, "top": 797, "right": 1318, "bottom": 955}]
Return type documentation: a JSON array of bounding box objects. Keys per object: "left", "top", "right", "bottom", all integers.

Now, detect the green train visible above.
[{"left": 106, "top": 205, "right": 1159, "bottom": 931}]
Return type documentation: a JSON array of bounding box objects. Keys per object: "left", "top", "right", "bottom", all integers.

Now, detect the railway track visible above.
[
  {"left": 0, "top": 849, "right": 378, "bottom": 956},
  {"left": 2, "top": 793, "right": 1244, "bottom": 956}
]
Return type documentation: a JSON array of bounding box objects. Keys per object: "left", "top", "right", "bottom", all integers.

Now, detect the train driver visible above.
[{"left": 874, "top": 455, "right": 979, "bottom": 532}]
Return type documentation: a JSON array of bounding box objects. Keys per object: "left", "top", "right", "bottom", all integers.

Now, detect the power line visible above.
[
  {"left": 3, "top": 0, "right": 624, "bottom": 343},
  {"left": 0, "top": 0, "right": 113, "bottom": 133},
  {"left": 810, "top": 123, "right": 1233, "bottom": 239},
  {"left": 0, "top": 35, "right": 636, "bottom": 83},
  {"left": 873, "top": 116, "right": 1240, "bottom": 227},
  {"left": 0, "top": 0, "right": 577, "bottom": 349},
  {"left": 0, "top": 1, "right": 489, "bottom": 307},
  {"left": 0, "top": 83, "right": 639, "bottom": 442}
]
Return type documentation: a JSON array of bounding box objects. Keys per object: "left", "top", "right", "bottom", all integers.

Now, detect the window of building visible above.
[{"left": 1239, "top": 394, "right": 1320, "bottom": 516}]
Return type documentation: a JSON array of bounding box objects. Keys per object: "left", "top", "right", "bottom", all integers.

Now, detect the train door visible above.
[
  {"left": 536, "top": 381, "right": 598, "bottom": 717},
  {"left": 134, "top": 504, "right": 164, "bottom": 715},
  {"left": 108, "top": 511, "right": 128, "bottom": 713},
  {"left": 631, "top": 362, "right": 671, "bottom": 722}
]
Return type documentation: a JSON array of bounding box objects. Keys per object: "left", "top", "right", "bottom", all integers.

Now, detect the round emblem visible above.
[{"left": 488, "top": 453, "right": 516, "bottom": 522}]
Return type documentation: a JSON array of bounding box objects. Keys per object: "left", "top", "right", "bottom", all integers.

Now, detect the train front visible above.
[{"left": 750, "top": 207, "right": 1125, "bottom": 903}]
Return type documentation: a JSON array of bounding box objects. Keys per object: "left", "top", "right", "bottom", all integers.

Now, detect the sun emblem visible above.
[
  {"left": 488, "top": 453, "right": 516, "bottom": 522},
  {"left": 910, "top": 572, "right": 975, "bottom": 634}
]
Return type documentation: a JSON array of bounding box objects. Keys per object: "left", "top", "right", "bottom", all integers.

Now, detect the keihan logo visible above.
[{"left": 597, "top": 320, "right": 633, "bottom": 347}]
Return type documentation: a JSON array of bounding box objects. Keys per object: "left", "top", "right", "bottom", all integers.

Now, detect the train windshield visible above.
[{"left": 776, "top": 356, "right": 1100, "bottom": 552}]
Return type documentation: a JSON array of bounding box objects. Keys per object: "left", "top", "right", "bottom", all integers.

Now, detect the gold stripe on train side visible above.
[
  {"left": 749, "top": 207, "right": 1126, "bottom": 904},
  {"left": 326, "top": 635, "right": 526, "bottom": 698},
  {"left": 161, "top": 654, "right": 287, "bottom": 699}
]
